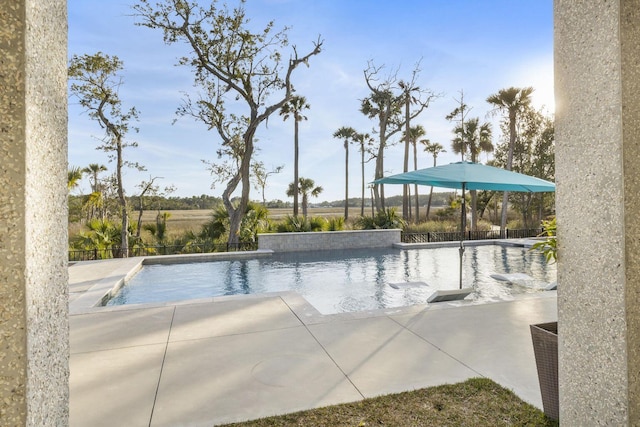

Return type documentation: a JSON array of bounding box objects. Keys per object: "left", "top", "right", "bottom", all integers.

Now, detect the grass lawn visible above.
[{"left": 222, "top": 378, "right": 558, "bottom": 427}]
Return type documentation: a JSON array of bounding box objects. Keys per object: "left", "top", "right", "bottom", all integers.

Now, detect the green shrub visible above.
[
  {"left": 354, "top": 215, "right": 376, "bottom": 230},
  {"left": 309, "top": 216, "right": 327, "bottom": 231},
  {"left": 355, "top": 208, "right": 405, "bottom": 230},
  {"left": 530, "top": 217, "right": 557, "bottom": 263},
  {"left": 200, "top": 202, "right": 269, "bottom": 243},
  {"left": 71, "top": 219, "right": 118, "bottom": 251},
  {"left": 275, "top": 215, "right": 329, "bottom": 232},
  {"left": 326, "top": 216, "right": 345, "bottom": 231},
  {"left": 277, "top": 215, "right": 311, "bottom": 232}
]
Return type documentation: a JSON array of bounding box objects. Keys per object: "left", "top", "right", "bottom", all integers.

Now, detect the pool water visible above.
[{"left": 107, "top": 245, "right": 556, "bottom": 314}]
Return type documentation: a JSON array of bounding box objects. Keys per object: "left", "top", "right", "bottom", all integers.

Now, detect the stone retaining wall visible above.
[{"left": 258, "top": 229, "right": 401, "bottom": 252}]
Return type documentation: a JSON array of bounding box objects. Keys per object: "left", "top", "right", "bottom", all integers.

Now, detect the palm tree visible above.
[
  {"left": 155, "top": 212, "right": 171, "bottom": 244},
  {"left": 287, "top": 177, "right": 323, "bottom": 219},
  {"left": 422, "top": 141, "right": 446, "bottom": 219},
  {"left": 81, "top": 163, "right": 108, "bottom": 220},
  {"left": 354, "top": 132, "right": 374, "bottom": 216},
  {"left": 487, "top": 87, "right": 534, "bottom": 234},
  {"left": 466, "top": 119, "right": 493, "bottom": 163},
  {"left": 82, "top": 163, "right": 107, "bottom": 193},
  {"left": 333, "top": 126, "right": 357, "bottom": 220},
  {"left": 452, "top": 117, "right": 493, "bottom": 230},
  {"left": 75, "top": 219, "right": 118, "bottom": 254},
  {"left": 398, "top": 79, "right": 433, "bottom": 221},
  {"left": 83, "top": 191, "right": 105, "bottom": 222},
  {"left": 403, "top": 125, "right": 426, "bottom": 222},
  {"left": 451, "top": 117, "right": 493, "bottom": 162},
  {"left": 67, "top": 166, "right": 83, "bottom": 191},
  {"left": 280, "top": 95, "right": 310, "bottom": 217}
]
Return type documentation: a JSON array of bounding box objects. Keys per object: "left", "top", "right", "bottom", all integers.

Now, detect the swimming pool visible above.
[{"left": 106, "top": 244, "right": 556, "bottom": 314}]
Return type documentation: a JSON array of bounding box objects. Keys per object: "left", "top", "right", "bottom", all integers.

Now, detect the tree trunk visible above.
[
  {"left": 426, "top": 187, "right": 434, "bottom": 219},
  {"left": 302, "top": 193, "right": 308, "bottom": 218},
  {"left": 344, "top": 140, "right": 349, "bottom": 220},
  {"left": 225, "top": 135, "right": 254, "bottom": 247},
  {"left": 471, "top": 189, "right": 478, "bottom": 231},
  {"left": 373, "top": 115, "right": 389, "bottom": 213},
  {"left": 136, "top": 203, "right": 143, "bottom": 239},
  {"left": 413, "top": 141, "right": 419, "bottom": 222},
  {"left": 293, "top": 119, "right": 299, "bottom": 217},
  {"left": 227, "top": 206, "right": 242, "bottom": 247},
  {"left": 407, "top": 186, "right": 412, "bottom": 221},
  {"left": 120, "top": 207, "right": 129, "bottom": 258},
  {"left": 426, "top": 156, "right": 437, "bottom": 220},
  {"left": 500, "top": 192, "right": 509, "bottom": 234},
  {"left": 500, "top": 110, "right": 517, "bottom": 234},
  {"left": 361, "top": 144, "right": 365, "bottom": 217},
  {"left": 116, "top": 139, "right": 129, "bottom": 257},
  {"left": 521, "top": 193, "right": 533, "bottom": 228},
  {"left": 373, "top": 144, "right": 385, "bottom": 212},
  {"left": 370, "top": 186, "right": 375, "bottom": 216},
  {"left": 402, "top": 93, "right": 410, "bottom": 221}
]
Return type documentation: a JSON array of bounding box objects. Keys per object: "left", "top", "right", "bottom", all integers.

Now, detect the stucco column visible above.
[
  {"left": 0, "top": 1, "right": 69, "bottom": 425},
  {"left": 555, "top": 1, "right": 640, "bottom": 424}
]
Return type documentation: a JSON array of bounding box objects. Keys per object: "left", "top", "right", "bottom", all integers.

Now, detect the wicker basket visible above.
[{"left": 530, "top": 321, "right": 558, "bottom": 420}]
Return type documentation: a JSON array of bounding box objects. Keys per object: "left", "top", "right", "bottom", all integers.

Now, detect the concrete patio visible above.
[{"left": 69, "top": 258, "right": 557, "bottom": 426}]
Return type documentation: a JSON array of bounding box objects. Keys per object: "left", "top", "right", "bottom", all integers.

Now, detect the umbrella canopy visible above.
[
  {"left": 374, "top": 161, "right": 556, "bottom": 192},
  {"left": 374, "top": 161, "right": 555, "bottom": 291}
]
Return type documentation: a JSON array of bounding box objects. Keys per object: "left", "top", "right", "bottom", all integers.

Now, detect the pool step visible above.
[{"left": 388, "top": 281, "right": 429, "bottom": 290}]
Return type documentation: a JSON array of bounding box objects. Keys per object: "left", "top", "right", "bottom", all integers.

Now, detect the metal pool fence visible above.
[
  {"left": 68, "top": 228, "right": 543, "bottom": 261},
  {"left": 68, "top": 241, "right": 258, "bottom": 262},
  {"left": 401, "top": 228, "right": 543, "bottom": 244}
]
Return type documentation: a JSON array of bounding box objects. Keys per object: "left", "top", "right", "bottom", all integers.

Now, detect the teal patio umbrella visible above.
[{"left": 374, "top": 161, "right": 556, "bottom": 289}]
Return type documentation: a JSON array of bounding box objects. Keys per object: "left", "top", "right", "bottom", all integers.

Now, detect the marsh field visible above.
[{"left": 136, "top": 206, "right": 396, "bottom": 239}]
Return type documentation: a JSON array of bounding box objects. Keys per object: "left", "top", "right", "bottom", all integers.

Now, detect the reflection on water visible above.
[{"left": 107, "top": 245, "right": 557, "bottom": 314}]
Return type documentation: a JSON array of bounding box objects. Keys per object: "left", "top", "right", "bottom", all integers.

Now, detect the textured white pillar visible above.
[
  {"left": 0, "top": 0, "right": 69, "bottom": 424},
  {"left": 555, "top": 1, "right": 640, "bottom": 424}
]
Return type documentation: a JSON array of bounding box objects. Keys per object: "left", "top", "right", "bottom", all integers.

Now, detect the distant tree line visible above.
[
  {"left": 69, "top": 192, "right": 453, "bottom": 218},
  {"left": 68, "top": 194, "right": 221, "bottom": 218}
]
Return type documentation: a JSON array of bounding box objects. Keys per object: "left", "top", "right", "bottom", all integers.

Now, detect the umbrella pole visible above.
[{"left": 459, "top": 183, "right": 466, "bottom": 289}]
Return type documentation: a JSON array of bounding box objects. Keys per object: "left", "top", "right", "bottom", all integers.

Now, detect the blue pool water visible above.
[{"left": 107, "top": 245, "right": 556, "bottom": 314}]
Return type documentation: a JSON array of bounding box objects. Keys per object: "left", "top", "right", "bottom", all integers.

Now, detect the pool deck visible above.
[{"left": 69, "top": 254, "right": 557, "bottom": 426}]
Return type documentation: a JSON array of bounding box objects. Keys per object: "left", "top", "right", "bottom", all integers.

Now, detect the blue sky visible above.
[{"left": 68, "top": 0, "right": 553, "bottom": 202}]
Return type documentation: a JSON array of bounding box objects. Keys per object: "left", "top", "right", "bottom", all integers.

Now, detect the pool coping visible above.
[
  {"left": 69, "top": 250, "right": 274, "bottom": 315},
  {"left": 69, "top": 238, "right": 550, "bottom": 319}
]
